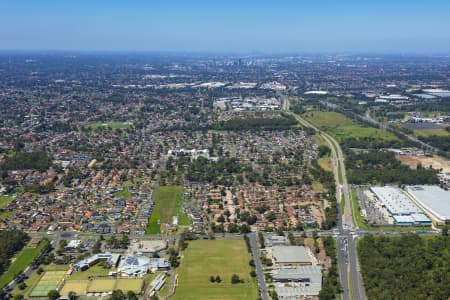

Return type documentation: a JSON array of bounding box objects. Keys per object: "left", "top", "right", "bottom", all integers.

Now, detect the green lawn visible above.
[
  {"left": 337, "top": 162, "right": 343, "bottom": 185},
  {"left": 351, "top": 189, "right": 369, "bottom": 230},
  {"left": 318, "top": 157, "right": 333, "bottom": 172},
  {"left": 0, "top": 239, "right": 49, "bottom": 289},
  {"left": 84, "top": 121, "right": 132, "bottom": 130},
  {"left": 68, "top": 265, "right": 114, "bottom": 280},
  {"left": 172, "top": 239, "right": 258, "bottom": 300},
  {"left": 0, "top": 195, "right": 14, "bottom": 219},
  {"left": 114, "top": 187, "right": 132, "bottom": 200},
  {"left": 147, "top": 186, "right": 191, "bottom": 234},
  {"left": 312, "top": 181, "right": 324, "bottom": 191},
  {"left": 305, "top": 111, "right": 354, "bottom": 128},
  {"left": 303, "top": 111, "right": 398, "bottom": 142},
  {"left": 157, "top": 277, "right": 169, "bottom": 298},
  {"left": 0, "top": 195, "right": 14, "bottom": 208},
  {"left": 314, "top": 134, "right": 329, "bottom": 148}
]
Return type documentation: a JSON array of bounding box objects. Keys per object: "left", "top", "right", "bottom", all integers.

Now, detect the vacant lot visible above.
[
  {"left": 172, "top": 239, "right": 258, "bottom": 300},
  {"left": 303, "top": 111, "right": 398, "bottom": 142},
  {"left": 397, "top": 155, "right": 450, "bottom": 173},
  {"left": 147, "top": 186, "right": 190, "bottom": 234},
  {"left": 0, "top": 239, "right": 48, "bottom": 289}
]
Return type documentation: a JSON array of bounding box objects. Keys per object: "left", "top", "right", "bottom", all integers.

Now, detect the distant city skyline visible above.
[{"left": 1, "top": 0, "right": 450, "bottom": 53}]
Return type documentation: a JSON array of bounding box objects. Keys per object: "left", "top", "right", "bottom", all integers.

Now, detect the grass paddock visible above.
[
  {"left": 147, "top": 186, "right": 190, "bottom": 234},
  {"left": 303, "top": 111, "right": 398, "bottom": 143},
  {"left": 172, "top": 239, "right": 258, "bottom": 300}
]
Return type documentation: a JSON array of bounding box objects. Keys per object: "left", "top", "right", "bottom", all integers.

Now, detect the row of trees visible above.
[
  {"left": 216, "top": 114, "right": 298, "bottom": 131},
  {"left": 183, "top": 157, "right": 244, "bottom": 183},
  {"left": 0, "top": 230, "right": 29, "bottom": 276},
  {"left": 340, "top": 136, "right": 407, "bottom": 150},
  {"left": 319, "top": 236, "right": 340, "bottom": 300},
  {"left": 418, "top": 135, "right": 450, "bottom": 158},
  {"left": 309, "top": 159, "right": 338, "bottom": 230}
]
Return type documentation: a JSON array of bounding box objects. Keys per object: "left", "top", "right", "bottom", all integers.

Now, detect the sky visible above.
[{"left": 1, "top": 0, "right": 450, "bottom": 53}]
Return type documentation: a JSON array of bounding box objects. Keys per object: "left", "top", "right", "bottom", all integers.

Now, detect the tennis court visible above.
[{"left": 29, "top": 271, "right": 66, "bottom": 297}]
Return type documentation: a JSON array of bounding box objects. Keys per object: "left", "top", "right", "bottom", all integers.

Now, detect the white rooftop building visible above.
[
  {"left": 274, "top": 265, "right": 323, "bottom": 298},
  {"left": 118, "top": 255, "right": 169, "bottom": 277},
  {"left": 370, "top": 186, "right": 431, "bottom": 225},
  {"left": 272, "top": 246, "right": 314, "bottom": 266},
  {"left": 304, "top": 90, "right": 328, "bottom": 95},
  {"left": 405, "top": 185, "right": 450, "bottom": 224}
]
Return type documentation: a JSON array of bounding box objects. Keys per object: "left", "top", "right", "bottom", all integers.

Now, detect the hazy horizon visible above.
[{"left": 1, "top": 0, "right": 450, "bottom": 53}]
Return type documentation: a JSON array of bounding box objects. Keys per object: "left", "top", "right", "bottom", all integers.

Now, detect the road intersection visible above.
[{"left": 292, "top": 112, "right": 366, "bottom": 300}]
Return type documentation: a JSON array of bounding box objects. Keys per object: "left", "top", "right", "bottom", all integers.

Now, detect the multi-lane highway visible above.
[
  {"left": 4, "top": 105, "right": 441, "bottom": 299},
  {"left": 292, "top": 112, "right": 366, "bottom": 300}
]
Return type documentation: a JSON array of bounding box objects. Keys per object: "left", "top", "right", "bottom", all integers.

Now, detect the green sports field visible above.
[
  {"left": 29, "top": 270, "right": 66, "bottom": 297},
  {"left": 84, "top": 121, "right": 132, "bottom": 130},
  {"left": 87, "top": 278, "right": 116, "bottom": 293},
  {"left": 172, "top": 239, "right": 258, "bottom": 300},
  {"left": 60, "top": 280, "right": 89, "bottom": 295},
  {"left": 115, "top": 278, "right": 144, "bottom": 292},
  {"left": 60, "top": 278, "right": 143, "bottom": 295},
  {"left": 147, "top": 186, "right": 191, "bottom": 234}
]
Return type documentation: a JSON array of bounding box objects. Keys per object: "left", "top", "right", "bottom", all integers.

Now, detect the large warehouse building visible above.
[
  {"left": 272, "top": 246, "right": 315, "bottom": 267},
  {"left": 274, "top": 265, "right": 322, "bottom": 298},
  {"left": 405, "top": 185, "right": 450, "bottom": 225},
  {"left": 370, "top": 186, "right": 431, "bottom": 225}
]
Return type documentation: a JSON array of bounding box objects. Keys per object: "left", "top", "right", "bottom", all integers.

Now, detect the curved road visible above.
[{"left": 291, "top": 112, "right": 366, "bottom": 300}]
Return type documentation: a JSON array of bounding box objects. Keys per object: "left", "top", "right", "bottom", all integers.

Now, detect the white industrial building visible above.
[
  {"left": 405, "top": 185, "right": 450, "bottom": 225},
  {"left": 370, "top": 186, "right": 431, "bottom": 225},
  {"left": 274, "top": 265, "right": 323, "bottom": 298},
  {"left": 272, "top": 246, "right": 315, "bottom": 267}
]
